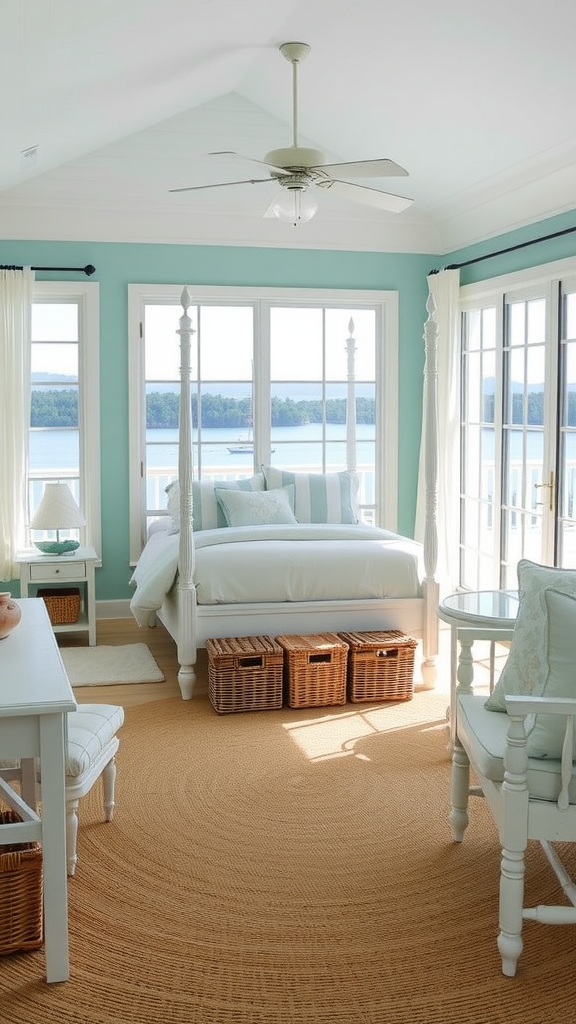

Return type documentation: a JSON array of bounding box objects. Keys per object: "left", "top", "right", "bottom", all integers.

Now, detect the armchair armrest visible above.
[{"left": 504, "top": 695, "right": 576, "bottom": 811}]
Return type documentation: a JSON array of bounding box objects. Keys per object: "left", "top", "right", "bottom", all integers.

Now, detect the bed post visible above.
[
  {"left": 175, "top": 287, "right": 197, "bottom": 699},
  {"left": 421, "top": 288, "right": 440, "bottom": 684}
]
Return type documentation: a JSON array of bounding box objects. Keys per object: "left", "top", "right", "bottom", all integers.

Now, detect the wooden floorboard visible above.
[{"left": 57, "top": 617, "right": 208, "bottom": 707}]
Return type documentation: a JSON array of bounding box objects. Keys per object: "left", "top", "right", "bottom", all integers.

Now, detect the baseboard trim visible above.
[{"left": 96, "top": 599, "right": 131, "bottom": 619}]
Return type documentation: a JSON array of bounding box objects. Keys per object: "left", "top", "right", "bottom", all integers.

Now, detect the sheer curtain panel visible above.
[{"left": 0, "top": 268, "right": 34, "bottom": 580}]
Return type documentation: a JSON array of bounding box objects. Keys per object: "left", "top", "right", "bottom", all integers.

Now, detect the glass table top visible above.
[{"left": 439, "top": 589, "right": 520, "bottom": 627}]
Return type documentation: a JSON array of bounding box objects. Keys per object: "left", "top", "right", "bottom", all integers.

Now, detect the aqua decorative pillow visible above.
[
  {"left": 262, "top": 466, "right": 359, "bottom": 524},
  {"left": 166, "top": 473, "right": 265, "bottom": 533},
  {"left": 525, "top": 588, "right": 576, "bottom": 759},
  {"left": 485, "top": 559, "right": 576, "bottom": 712},
  {"left": 215, "top": 485, "right": 297, "bottom": 528}
]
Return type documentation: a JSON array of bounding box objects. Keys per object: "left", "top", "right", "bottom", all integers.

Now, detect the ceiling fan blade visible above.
[
  {"left": 316, "top": 158, "right": 409, "bottom": 178},
  {"left": 209, "top": 151, "right": 290, "bottom": 176},
  {"left": 169, "top": 178, "right": 273, "bottom": 194},
  {"left": 321, "top": 178, "right": 413, "bottom": 213}
]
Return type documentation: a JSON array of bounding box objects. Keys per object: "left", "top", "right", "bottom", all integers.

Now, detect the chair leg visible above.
[
  {"left": 497, "top": 845, "right": 526, "bottom": 977},
  {"left": 66, "top": 797, "right": 80, "bottom": 877},
  {"left": 450, "top": 739, "right": 470, "bottom": 841},
  {"left": 102, "top": 756, "right": 117, "bottom": 821}
]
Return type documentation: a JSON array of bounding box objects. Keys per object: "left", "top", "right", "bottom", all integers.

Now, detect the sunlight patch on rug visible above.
[{"left": 61, "top": 643, "right": 164, "bottom": 686}]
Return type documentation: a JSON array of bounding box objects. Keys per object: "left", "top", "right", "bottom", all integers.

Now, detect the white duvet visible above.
[{"left": 129, "top": 523, "right": 423, "bottom": 627}]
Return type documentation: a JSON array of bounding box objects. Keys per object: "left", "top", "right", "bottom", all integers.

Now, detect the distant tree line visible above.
[
  {"left": 30, "top": 389, "right": 78, "bottom": 427},
  {"left": 145, "top": 391, "right": 376, "bottom": 427},
  {"left": 29, "top": 389, "right": 376, "bottom": 428},
  {"left": 32, "top": 387, "right": 576, "bottom": 429}
]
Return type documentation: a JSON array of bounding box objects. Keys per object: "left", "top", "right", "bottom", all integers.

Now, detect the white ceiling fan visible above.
[{"left": 169, "top": 41, "right": 413, "bottom": 226}]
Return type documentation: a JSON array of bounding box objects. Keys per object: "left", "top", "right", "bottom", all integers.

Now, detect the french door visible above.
[{"left": 459, "top": 264, "right": 576, "bottom": 591}]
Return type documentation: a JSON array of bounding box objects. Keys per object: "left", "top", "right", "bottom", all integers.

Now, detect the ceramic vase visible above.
[{"left": 0, "top": 592, "right": 21, "bottom": 639}]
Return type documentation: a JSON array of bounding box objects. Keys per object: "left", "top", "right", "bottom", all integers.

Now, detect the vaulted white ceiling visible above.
[{"left": 2, "top": 0, "right": 576, "bottom": 253}]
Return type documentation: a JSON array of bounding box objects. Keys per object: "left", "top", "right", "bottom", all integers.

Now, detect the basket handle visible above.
[
  {"left": 308, "top": 652, "right": 332, "bottom": 665},
  {"left": 236, "top": 656, "right": 264, "bottom": 669},
  {"left": 376, "top": 649, "right": 399, "bottom": 659}
]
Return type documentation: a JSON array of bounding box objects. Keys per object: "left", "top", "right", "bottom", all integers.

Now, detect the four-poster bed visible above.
[{"left": 130, "top": 288, "right": 440, "bottom": 700}]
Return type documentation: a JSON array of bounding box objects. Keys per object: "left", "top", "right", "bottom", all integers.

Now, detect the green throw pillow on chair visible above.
[
  {"left": 524, "top": 588, "right": 576, "bottom": 759},
  {"left": 485, "top": 559, "right": 576, "bottom": 712}
]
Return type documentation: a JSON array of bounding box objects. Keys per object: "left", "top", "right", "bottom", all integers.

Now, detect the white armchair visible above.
[{"left": 450, "top": 584, "right": 576, "bottom": 976}]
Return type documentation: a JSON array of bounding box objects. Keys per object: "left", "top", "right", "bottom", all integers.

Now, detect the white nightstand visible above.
[{"left": 17, "top": 546, "right": 98, "bottom": 646}]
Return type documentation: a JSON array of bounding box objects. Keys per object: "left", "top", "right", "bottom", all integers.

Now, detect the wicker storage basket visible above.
[
  {"left": 276, "top": 632, "right": 348, "bottom": 709},
  {"left": 207, "top": 635, "right": 284, "bottom": 714},
  {"left": 38, "top": 587, "right": 81, "bottom": 625},
  {"left": 338, "top": 630, "right": 417, "bottom": 702},
  {"left": 0, "top": 810, "right": 43, "bottom": 955}
]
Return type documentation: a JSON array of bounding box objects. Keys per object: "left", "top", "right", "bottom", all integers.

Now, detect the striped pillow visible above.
[
  {"left": 166, "top": 473, "right": 265, "bottom": 532},
  {"left": 262, "top": 466, "right": 359, "bottom": 524}
]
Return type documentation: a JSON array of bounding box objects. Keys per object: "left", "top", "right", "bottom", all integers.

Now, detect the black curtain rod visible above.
[
  {"left": 0, "top": 263, "right": 96, "bottom": 276},
  {"left": 430, "top": 223, "right": 576, "bottom": 274}
]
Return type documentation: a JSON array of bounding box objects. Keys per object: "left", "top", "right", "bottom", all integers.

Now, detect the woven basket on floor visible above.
[
  {"left": 0, "top": 810, "right": 43, "bottom": 955},
  {"left": 207, "top": 635, "right": 284, "bottom": 714},
  {"left": 338, "top": 629, "right": 417, "bottom": 702},
  {"left": 38, "top": 587, "right": 81, "bottom": 624},
  {"left": 276, "top": 632, "right": 348, "bottom": 708}
]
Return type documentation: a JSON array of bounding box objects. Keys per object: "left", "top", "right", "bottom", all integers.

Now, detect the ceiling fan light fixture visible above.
[{"left": 270, "top": 187, "right": 318, "bottom": 226}]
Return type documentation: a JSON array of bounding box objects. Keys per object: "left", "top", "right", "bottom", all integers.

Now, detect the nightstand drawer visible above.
[{"left": 29, "top": 561, "right": 87, "bottom": 581}]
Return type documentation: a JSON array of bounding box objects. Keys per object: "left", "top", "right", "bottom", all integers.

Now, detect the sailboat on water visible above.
[{"left": 227, "top": 381, "right": 274, "bottom": 454}]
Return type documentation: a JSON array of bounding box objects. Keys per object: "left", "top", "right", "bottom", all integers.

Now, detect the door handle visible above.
[{"left": 534, "top": 472, "right": 554, "bottom": 511}]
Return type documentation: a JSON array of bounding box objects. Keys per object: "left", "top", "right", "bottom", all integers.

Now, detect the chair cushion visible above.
[
  {"left": 66, "top": 704, "right": 124, "bottom": 779},
  {"left": 457, "top": 694, "right": 576, "bottom": 804}
]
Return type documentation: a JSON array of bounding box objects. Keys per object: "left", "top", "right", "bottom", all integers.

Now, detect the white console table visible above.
[{"left": 0, "top": 598, "right": 77, "bottom": 982}]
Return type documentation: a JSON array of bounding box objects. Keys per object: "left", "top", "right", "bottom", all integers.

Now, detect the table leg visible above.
[{"left": 39, "top": 713, "right": 70, "bottom": 983}]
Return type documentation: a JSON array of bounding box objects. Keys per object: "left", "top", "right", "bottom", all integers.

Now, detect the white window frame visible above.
[
  {"left": 128, "top": 284, "right": 399, "bottom": 562},
  {"left": 27, "top": 281, "right": 101, "bottom": 556}
]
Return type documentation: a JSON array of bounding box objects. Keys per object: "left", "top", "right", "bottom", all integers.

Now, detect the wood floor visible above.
[
  {"left": 57, "top": 617, "right": 207, "bottom": 707},
  {"left": 56, "top": 617, "right": 505, "bottom": 708}
]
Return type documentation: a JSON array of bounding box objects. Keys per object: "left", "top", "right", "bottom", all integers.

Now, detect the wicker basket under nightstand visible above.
[{"left": 0, "top": 810, "right": 43, "bottom": 955}]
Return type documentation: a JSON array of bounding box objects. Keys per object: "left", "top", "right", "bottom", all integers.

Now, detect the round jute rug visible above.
[{"left": 2, "top": 691, "right": 575, "bottom": 1024}]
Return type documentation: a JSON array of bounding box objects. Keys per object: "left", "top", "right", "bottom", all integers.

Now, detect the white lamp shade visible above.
[{"left": 31, "top": 482, "right": 86, "bottom": 530}]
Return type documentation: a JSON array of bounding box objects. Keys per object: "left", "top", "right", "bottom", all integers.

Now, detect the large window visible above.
[
  {"left": 459, "top": 258, "right": 576, "bottom": 589},
  {"left": 128, "top": 285, "right": 398, "bottom": 559},
  {"left": 25, "top": 282, "right": 101, "bottom": 554}
]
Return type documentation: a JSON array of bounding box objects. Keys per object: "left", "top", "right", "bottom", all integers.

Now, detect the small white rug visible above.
[{"left": 61, "top": 643, "right": 165, "bottom": 687}]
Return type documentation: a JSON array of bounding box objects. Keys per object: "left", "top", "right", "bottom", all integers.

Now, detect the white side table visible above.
[
  {"left": 438, "top": 590, "right": 519, "bottom": 748},
  {"left": 17, "top": 546, "right": 98, "bottom": 647}
]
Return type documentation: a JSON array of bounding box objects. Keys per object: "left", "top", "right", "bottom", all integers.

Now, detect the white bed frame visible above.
[{"left": 158, "top": 288, "right": 440, "bottom": 700}]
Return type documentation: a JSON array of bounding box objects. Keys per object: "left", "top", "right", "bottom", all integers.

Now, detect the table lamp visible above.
[{"left": 30, "top": 482, "right": 86, "bottom": 555}]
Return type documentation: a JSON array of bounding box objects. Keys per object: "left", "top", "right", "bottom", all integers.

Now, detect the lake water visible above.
[{"left": 29, "top": 424, "right": 377, "bottom": 472}]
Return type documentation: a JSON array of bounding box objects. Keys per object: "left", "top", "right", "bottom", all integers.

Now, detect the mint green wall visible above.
[
  {"left": 5, "top": 213, "right": 576, "bottom": 601},
  {"left": 446, "top": 210, "right": 576, "bottom": 285},
  {"left": 1, "top": 240, "right": 432, "bottom": 600}
]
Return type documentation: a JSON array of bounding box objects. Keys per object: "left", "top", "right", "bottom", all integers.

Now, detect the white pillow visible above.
[
  {"left": 525, "top": 588, "right": 576, "bottom": 759},
  {"left": 165, "top": 473, "right": 265, "bottom": 533},
  {"left": 485, "top": 559, "right": 576, "bottom": 712},
  {"left": 262, "top": 466, "right": 358, "bottom": 524},
  {"left": 215, "top": 486, "right": 297, "bottom": 528}
]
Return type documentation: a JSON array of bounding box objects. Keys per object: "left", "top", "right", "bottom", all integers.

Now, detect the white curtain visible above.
[
  {"left": 0, "top": 268, "right": 34, "bottom": 581},
  {"left": 415, "top": 268, "right": 461, "bottom": 596}
]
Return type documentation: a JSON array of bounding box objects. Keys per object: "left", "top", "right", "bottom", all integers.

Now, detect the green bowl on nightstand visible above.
[{"left": 34, "top": 540, "right": 80, "bottom": 556}]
